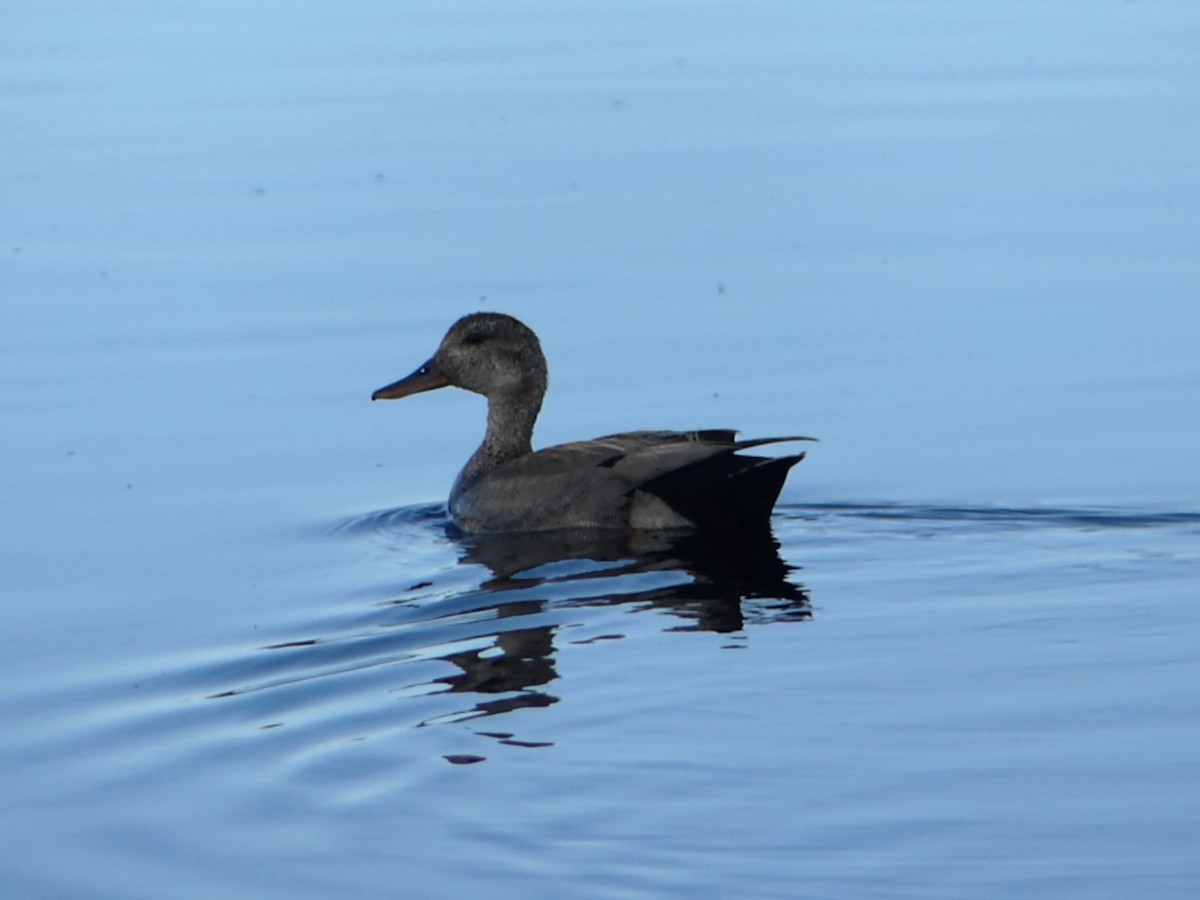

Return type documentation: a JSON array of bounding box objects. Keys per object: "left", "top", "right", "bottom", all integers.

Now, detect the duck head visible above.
[{"left": 371, "top": 312, "right": 549, "bottom": 402}]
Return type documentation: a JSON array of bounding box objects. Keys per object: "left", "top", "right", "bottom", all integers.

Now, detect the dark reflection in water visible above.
[
  {"left": 422, "top": 526, "right": 810, "bottom": 739},
  {"left": 455, "top": 524, "right": 811, "bottom": 629},
  {"left": 417, "top": 523, "right": 810, "bottom": 742},
  {"left": 210, "top": 510, "right": 810, "bottom": 757}
]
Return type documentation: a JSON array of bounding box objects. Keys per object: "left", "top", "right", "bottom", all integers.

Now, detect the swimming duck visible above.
[{"left": 371, "top": 312, "right": 813, "bottom": 534}]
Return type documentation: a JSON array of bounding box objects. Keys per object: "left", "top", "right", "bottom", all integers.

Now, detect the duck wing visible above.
[
  {"left": 487, "top": 429, "right": 733, "bottom": 474},
  {"left": 524, "top": 430, "right": 814, "bottom": 533},
  {"left": 462, "top": 430, "right": 814, "bottom": 533},
  {"left": 589, "top": 430, "right": 812, "bottom": 485}
]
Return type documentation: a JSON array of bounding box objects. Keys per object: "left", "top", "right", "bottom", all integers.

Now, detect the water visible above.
[{"left": 3, "top": 1, "right": 1199, "bottom": 898}]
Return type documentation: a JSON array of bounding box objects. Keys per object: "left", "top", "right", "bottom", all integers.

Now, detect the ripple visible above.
[
  {"left": 79, "top": 499, "right": 1200, "bottom": 772},
  {"left": 255, "top": 500, "right": 1200, "bottom": 749},
  {"left": 180, "top": 508, "right": 815, "bottom": 760},
  {"left": 784, "top": 502, "right": 1200, "bottom": 531},
  {"left": 320, "top": 502, "right": 450, "bottom": 537}
]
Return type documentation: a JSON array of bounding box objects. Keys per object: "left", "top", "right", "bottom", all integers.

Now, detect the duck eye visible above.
[{"left": 462, "top": 331, "right": 488, "bottom": 346}]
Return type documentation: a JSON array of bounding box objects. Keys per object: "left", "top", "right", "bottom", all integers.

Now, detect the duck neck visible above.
[{"left": 459, "top": 391, "right": 542, "bottom": 488}]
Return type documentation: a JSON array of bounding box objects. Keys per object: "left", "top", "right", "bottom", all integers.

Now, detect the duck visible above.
[{"left": 371, "top": 312, "right": 814, "bottom": 534}]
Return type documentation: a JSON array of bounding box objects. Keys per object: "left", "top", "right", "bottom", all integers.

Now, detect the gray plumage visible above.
[{"left": 371, "top": 312, "right": 814, "bottom": 534}]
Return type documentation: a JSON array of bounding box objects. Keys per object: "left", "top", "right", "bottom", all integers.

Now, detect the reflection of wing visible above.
[{"left": 457, "top": 523, "right": 811, "bottom": 616}]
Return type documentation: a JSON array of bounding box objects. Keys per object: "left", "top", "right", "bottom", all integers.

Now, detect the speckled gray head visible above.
[{"left": 371, "top": 312, "right": 548, "bottom": 402}]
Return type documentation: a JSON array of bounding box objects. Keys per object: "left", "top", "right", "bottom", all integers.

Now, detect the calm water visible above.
[{"left": 4, "top": 1, "right": 1199, "bottom": 898}]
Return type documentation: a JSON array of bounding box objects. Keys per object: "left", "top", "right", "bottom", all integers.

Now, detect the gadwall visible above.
[{"left": 372, "top": 313, "right": 814, "bottom": 534}]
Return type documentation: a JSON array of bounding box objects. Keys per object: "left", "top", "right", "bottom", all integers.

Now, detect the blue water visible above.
[{"left": 3, "top": 1, "right": 1200, "bottom": 898}]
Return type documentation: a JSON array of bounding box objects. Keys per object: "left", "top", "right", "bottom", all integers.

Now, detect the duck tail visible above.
[{"left": 639, "top": 451, "right": 806, "bottom": 535}]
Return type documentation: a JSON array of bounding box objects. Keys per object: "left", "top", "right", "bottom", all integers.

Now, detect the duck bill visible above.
[{"left": 371, "top": 358, "right": 450, "bottom": 400}]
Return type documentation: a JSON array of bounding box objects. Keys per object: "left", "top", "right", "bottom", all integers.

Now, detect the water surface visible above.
[{"left": 3, "top": 1, "right": 1199, "bottom": 898}]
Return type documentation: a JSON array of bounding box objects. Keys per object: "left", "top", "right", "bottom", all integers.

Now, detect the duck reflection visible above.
[
  {"left": 455, "top": 524, "right": 810, "bottom": 629},
  {"left": 420, "top": 526, "right": 810, "bottom": 734}
]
